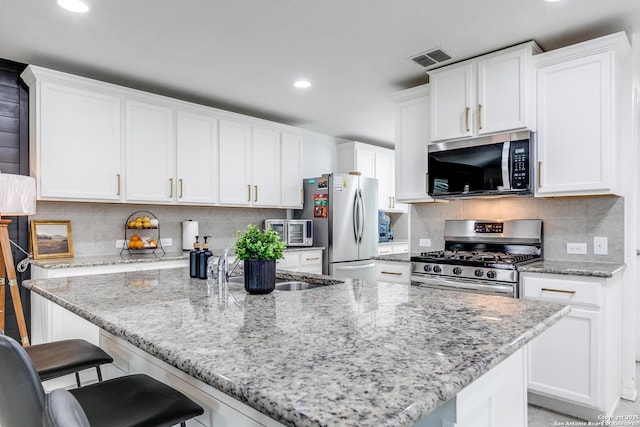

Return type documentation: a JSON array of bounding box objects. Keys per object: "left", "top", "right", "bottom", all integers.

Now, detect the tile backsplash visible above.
[
  {"left": 32, "top": 202, "right": 287, "bottom": 256},
  {"left": 410, "top": 195, "right": 624, "bottom": 263}
]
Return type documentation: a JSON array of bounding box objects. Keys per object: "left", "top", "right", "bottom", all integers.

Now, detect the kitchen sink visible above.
[{"left": 226, "top": 276, "right": 323, "bottom": 291}]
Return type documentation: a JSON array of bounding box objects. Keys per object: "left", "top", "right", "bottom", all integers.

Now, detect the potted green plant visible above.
[{"left": 233, "top": 224, "right": 285, "bottom": 294}]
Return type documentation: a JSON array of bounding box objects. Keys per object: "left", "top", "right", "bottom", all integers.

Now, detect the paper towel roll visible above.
[{"left": 182, "top": 220, "right": 199, "bottom": 251}]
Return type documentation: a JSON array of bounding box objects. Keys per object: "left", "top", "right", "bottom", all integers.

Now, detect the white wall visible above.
[{"left": 301, "top": 130, "right": 344, "bottom": 178}]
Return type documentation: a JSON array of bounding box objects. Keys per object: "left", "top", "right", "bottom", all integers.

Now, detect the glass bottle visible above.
[
  {"left": 189, "top": 236, "right": 200, "bottom": 278},
  {"left": 198, "top": 236, "right": 213, "bottom": 279}
]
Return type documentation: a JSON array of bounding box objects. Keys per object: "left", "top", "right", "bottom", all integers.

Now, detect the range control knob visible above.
[
  {"left": 433, "top": 265, "right": 442, "bottom": 273},
  {"left": 423, "top": 264, "right": 432, "bottom": 273},
  {"left": 452, "top": 267, "right": 462, "bottom": 275},
  {"left": 474, "top": 269, "right": 484, "bottom": 277},
  {"left": 486, "top": 270, "right": 497, "bottom": 279}
]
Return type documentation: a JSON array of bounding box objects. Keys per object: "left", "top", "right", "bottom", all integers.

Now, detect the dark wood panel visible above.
[
  {"left": 0, "top": 146, "right": 18, "bottom": 163},
  {"left": 0, "top": 69, "right": 19, "bottom": 87},
  {"left": 0, "top": 130, "right": 19, "bottom": 148},
  {"left": 0, "top": 99, "right": 19, "bottom": 118},
  {"left": 0, "top": 115, "right": 19, "bottom": 133},
  {"left": 0, "top": 84, "right": 19, "bottom": 103}
]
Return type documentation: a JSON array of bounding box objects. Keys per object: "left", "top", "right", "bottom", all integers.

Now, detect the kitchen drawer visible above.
[
  {"left": 375, "top": 261, "right": 410, "bottom": 284},
  {"left": 276, "top": 252, "right": 299, "bottom": 269},
  {"left": 378, "top": 245, "right": 393, "bottom": 255},
  {"left": 393, "top": 243, "right": 409, "bottom": 254},
  {"left": 521, "top": 273, "right": 603, "bottom": 308},
  {"left": 299, "top": 250, "right": 322, "bottom": 267}
]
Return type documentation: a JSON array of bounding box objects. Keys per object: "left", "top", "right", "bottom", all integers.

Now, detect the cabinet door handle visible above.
[
  {"left": 477, "top": 104, "right": 483, "bottom": 130},
  {"left": 179, "top": 179, "right": 183, "bottom": 198},
  {"left": 247, "top": 184, "right": 251, "bottom": 202},
  {"left": 169, "top": 178, "right": 173, "bottom": 198},
  {"left": 424, "top": 172, "right": 428, "bottom": 194},
  {"left": 300, "top": 188, "right": 304, "bottom": 205},
  {"left": 392, "top": 196, "right": 395, "bottom": 208},
  {"left": 116, "top": 174, "right": 121, "bottom": 196},
  {"left": 305, "top": 257, "right": 320, "bottom": 261},
  {"left": 381, "top": 271, "right": 402, "bottom": 276},
  {"left": 465, "top": 106, "right": 470, "bottom": 132},
  {"left": 541, "top": 287, "right": 576, "bottom": 295},
  {"left": 254, "top": 185, "right": 258, "bottom": 202},
  {"left": 537, "top": 161, "right": 542, "bottom": 189}
]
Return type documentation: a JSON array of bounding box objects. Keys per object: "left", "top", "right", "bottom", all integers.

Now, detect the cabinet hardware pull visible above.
[
  {"left": 541, "top": 287, "right": 576, "bottom": 295},
  {"left": 116, "top": 174, "right": 121, "bottom": 196},
  {"left": 254, "top": 185, "right": 258, "bottom": 202},
  {"left": 477, "top": 104, "right": 483, "bottom": 130},
  {"left": 537, "top": 161, "right": 542, "bottom": 189},
  {"left": 392, "top": 196, "right": 395, "bottom": 208},
  {"left": 247, "top": 185, "right": 251, "bottom": 202},
  {"left": 389, "top": 196, "right": 392, "bottom": 209},
  {"left": 179, "top": 179, "right": 183, "bottom": 198},
  {"left": 169, "top": 178, "right": 173, "bottom": 198},
  {"left": 465, "top": 107, "right": 470, "bottom": 132},
  {"left": 424, "top": 172, "right": 428, "bottom": 194},
  {"left": 300, "top": 188, "right": 304, "bottom": 205},
  {"left": 381, "top": 271, "right": 402, "bottom": 275},
  {"left": 306, "top": 257, "right": 320, "bottom": 261}
]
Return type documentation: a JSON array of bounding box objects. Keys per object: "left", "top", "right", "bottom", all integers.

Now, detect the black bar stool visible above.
[
  {"left": 25, "top": 339, "right": 114, "bottom": 387},
  {"left": 0, "top": 334, "right": 204, "bottom": 427}
]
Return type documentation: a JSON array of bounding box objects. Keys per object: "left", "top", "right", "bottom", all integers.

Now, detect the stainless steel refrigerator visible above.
[{"left": 296, "top": 173, "right": 378, "bottom": 280}]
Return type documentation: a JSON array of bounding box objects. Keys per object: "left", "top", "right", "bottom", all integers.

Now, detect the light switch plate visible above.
[
  {"left": 566, "top": 243, "right": 587, "bottom": 254},
  {"left": 594, "top": 236, "right": 608, "bottom": 255},
  {"left": 160, "top": 238, "right": 172, "bottom": 247},
  {"left": 419, "top": 238, "right": 432, "bottom": 247}
]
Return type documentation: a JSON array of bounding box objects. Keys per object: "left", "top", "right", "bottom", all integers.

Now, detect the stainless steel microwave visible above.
[
  {"left": 264, "top": 219, "right": 313, "bottom": 247},
  {"left": 427, "top": 131, "right": 533, "bottom": 198}
]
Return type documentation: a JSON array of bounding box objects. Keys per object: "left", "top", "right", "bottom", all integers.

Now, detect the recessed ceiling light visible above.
[
  {"left": 294, "top": 80, "right": 312, "bottom": 89},
  {"left": 543, "top": 0, "right": 562, "bottom": 2},
  {"left": 57, "top": 0, "right": 89, "bottom": 13}
]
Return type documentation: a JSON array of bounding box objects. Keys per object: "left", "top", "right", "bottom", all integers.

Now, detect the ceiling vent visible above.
[{"left": 410, "top": 48, "right": 454, "bottom": 70}]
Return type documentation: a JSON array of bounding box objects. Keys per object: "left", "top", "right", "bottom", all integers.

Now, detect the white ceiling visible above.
[{"left": 1, "top": 0, "right": 639, "bottom": 147}]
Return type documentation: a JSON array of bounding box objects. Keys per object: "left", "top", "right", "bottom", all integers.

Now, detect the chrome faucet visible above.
[{"left": 217, "top": 248, "right": 241, "bottom": 285}]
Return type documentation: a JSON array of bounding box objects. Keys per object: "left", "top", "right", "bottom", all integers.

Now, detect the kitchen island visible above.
[{"left": 23, "top": 268, "right": 569, "bottom": 427}]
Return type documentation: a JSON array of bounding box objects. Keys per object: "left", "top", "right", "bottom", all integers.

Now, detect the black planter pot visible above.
[{"left": 243, "top": 259, "right": 276, "bottom": 294}]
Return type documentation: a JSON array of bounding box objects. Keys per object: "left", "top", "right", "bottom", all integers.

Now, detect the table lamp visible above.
[{"left": 0, "top": 172, "right": 36, "bottom": 347}]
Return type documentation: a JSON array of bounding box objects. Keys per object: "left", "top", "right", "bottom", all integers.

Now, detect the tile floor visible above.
[{"left": 528, "top": 364, "right": 640, "bottom": 426}]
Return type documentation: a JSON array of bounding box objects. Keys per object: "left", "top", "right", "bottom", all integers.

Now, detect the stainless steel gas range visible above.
[{"left": 410, "top": 219, "right": 542, "bottom": 298}]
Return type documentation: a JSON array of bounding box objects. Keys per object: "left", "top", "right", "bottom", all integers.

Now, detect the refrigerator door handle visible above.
[
  {"left": 352, "top": 192, "right": 359, "bottom": 243},
  {"left": 357, "top": 189, "right": 365, "bottom": 243}
]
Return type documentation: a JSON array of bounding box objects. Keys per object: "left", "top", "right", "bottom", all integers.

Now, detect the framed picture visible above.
[{"left": 30, "top": 220, "right": 74, "bottom": 260}]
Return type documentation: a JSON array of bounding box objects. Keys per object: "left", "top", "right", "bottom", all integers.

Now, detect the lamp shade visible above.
[{"left": 0, "top": 173, "right": 36, "bottom": 216}]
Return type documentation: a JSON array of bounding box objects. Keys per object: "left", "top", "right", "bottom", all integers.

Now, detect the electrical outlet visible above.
[
  {"left": 419, "top": 238, "right": 432, "bottom": 247},
  {"left": 566, "top": 243, "right": 587, "bottom": 255},
  {"left": 594, "top": 236, "right": 608, "bottom": 255},
  {"left": 160, "top": 238, "right": 172, "bottom": 247},
  {"left": 116, "top": 239, "right": 126, "bottom": 249}
]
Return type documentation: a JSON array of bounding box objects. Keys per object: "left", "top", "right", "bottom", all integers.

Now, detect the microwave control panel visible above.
[{"left": 510, "top": 140, "right": 530, "bottom": 190}]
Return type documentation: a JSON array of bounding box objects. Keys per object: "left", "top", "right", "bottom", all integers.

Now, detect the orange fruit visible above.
[
  {"left": 128, "top": 240, "right": 136, "bottom": 249},
  {"left": 134, "top": 240, "right": 144, "bottom": 249},
  {"left": 131, "top": 235, "right": 140, "bottom": 241}
]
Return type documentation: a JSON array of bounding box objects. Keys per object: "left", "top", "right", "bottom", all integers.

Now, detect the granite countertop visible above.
[
  {"left": 31, "top": 247, "right": 325, "bottom": 269},
  {"left": 372, "top": 253, "right": 411, "bottom": 262},
  {"left": 24, "top": 268, "right": 568, "bottom": 427},
  {"left": 378, "top": 239, "right": 408, "bottom": 246},
  {"left": 518, "top": 260, "right": 625, "bottom": 278}
]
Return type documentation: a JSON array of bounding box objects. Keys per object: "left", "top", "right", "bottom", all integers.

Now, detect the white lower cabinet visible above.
[
  {"left": 522, "top": 272, "right": 621, "bottom": 420},
  {"left": 377, "top": 242, "right": 409, "bottom": 256},
  {"left": 416, "top": 347, "right": 527, "bottom": 427},
  {"left": 275, "top": 249, "right": 322, "bottom": 274},
  {"left": 375, "top": 261, "right": 410, "bottom": 284}
]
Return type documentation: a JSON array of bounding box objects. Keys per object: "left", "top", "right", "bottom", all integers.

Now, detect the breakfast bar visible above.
[{"left": 23, "top": 267, "right": 569, "bottom": 427}]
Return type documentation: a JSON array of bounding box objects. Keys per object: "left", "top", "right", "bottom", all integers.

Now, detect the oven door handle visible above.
[
  {"left": 410, "top": 275, "right": 515, "bottom": 297},
  {"left": 501, "top": 141, "right": 511, "bottom": 190}
]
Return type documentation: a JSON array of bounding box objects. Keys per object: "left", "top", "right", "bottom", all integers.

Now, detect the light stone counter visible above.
[
  {"left": 518, "top": 260, "right": 625, "bottom": 278},
  {"left": 23, "top": 268, "right": 569, "bottom": 427}
]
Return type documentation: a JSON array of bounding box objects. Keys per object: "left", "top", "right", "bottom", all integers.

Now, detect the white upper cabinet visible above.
[
  {"left": 124, "top": 99, "right": 175, "bottom": 203},
  {"left": 429, "top": 42, "right": 539, "bottom": 142},
  {"left": 280, "top": 133, "right": 303, "bottom": 208},
  {"left": 337, "top": 142, "right": 407, "bottom": 213},
  {"left": 21, "top": 65, "right": 304, "bottom": 208},
  {"left": 534, "top": 33, "right": 629, "bottom": 197},
  {"left": 251, "top": 127, "right": 281, "bottom": 207},
  {"left": 21, "top": 69, "right": 123, "bottom": 202},
  {"left": 176, "top": 110, "right": 218, "bottom": 204},
  {"left": 219, "top": 120, "right": 252, "bottom": 206},
  {"left": 390, "top": 85, "right": 432, "bottom": 203}
]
